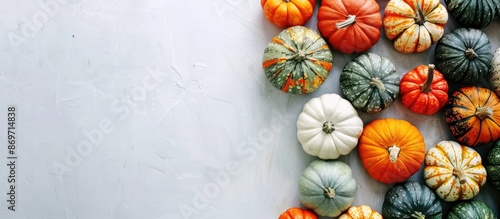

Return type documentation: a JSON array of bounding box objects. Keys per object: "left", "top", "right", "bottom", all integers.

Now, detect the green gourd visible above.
[
  {"left": 299, "top": 160, "right": 356, "bottom": 217},
  {"left": 486, "top": 140, "right": 500, "bottom": 190},
  {"left": 447, "top": 200, "right": 496, "bottom": 219},
  {"left": 434, "top": 28, "right": 492, "bottom": 85},
  {"left": 382, "top": 181, "right": 442, "bottom": 219},
  {"left": 444, "top": 0, "right": 498, "bottom": 29},
  {"left": 340, "top": 53, "right": 400, "bottom": 114}
]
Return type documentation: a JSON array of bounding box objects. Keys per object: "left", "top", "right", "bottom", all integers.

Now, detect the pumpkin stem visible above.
[
  {"left": 465, "top": 48, "right": 477, "bottom": 59},
  {"left": 370, "top": 77, "right": 386, "bottom": 92},
  {"left": 420, "top": 64, "right": 435, "bottom": 93},
  {"left": 411, "top": 211, "right": 426, "bottom": 219},
  {"left": 387, "top": 146, "right": 401, "bottom": 163},
  {"left": 322, "top": 121, "right": 335, "bottom": 133},
  {"left": 336, "top": 15, "right": 356, "bottom": 29},
  {"left": 294, "top": 50, "right": 307, "bottom": 62},
  {"left": 323, "top": 187, "right": 336, "bottom": 199},
  {"left": 453, "top": 168, "right": 467, "bottom": 184},
  {"left": 414, "top": 3, "right": 426, "bottom": 25},
  {"left": 476, "top": 107, "right": 493, "bottom": 120}
]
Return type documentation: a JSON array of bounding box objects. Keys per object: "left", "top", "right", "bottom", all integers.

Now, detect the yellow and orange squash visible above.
[{"left": 383, "top": 0, "right": 448, "bottom": 53}]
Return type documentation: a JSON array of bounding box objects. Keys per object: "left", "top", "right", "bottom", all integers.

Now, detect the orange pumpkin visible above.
[
  {"left": 261, "top": 0, "right": 316, "bottom": 28},
  {"left": 279, "top": 207, "right": 318, "bottom": 219},
  {"left": 400, "top": 64, "right": 449, "bottom": 115},
  {"left": 445, "top": 86, "right": 500, "bottom": 147},
  {"left": 338, "top": 205, "right": 383, "bottom": 219},
  {"left": 383, "top": 0, "right": 448, "bottom": 53},
  {"left": 317, "top": 0, "right": 382, "bottom": 54},
  {"left": 358, "top": 118, "right": 426, "bottom": 184}
]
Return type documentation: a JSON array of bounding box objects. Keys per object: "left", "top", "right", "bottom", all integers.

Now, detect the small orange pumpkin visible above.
[
  {"left": 445, "top": 86, "right": 500, "bottom": 147},
  {"left": 358, "top": 118, "right": 426, "bottom": 184},
  {"left": 261, "top": 0, "right": 316, "bottom": 28},
  {"left": 279, "top": 207, "right": 318, "bottom": 219},
  {"left": 338, "top": 205, "right": 383, "bottom": 219},
  {"left": 317, "top": 0, "right": 382, "bottom": 54},
  {"left": 400, "top": 64, "right": 449, "bottom": 115}
]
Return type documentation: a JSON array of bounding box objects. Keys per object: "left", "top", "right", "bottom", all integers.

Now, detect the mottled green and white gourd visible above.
[
  {"left": 382, "top": 181, "right": 442, "bottom": 219},
  {"left": 444, "top": 0, "right": 498, "bottom": 28},
  {"left": 447, "top": 200, "right": 496, "bottom": 219},
  {"left": 434, "top": 28, "right": 492, "bottom": 84},
  {"left": 262, "top": 26, "right": 333, "bottom": 94},
  {"left": 491, "top": 47, "right": 500, "bottom": 96},
  {"left": 340, "top": 53, "right": 400, "bottom": 114},
  {"left": 486, "top": 140, "right": 500, "bottom": 190}
]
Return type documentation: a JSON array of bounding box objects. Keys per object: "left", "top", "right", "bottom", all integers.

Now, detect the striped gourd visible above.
[
  {"left": 444, "top": 0, "right": 498, "bottom": 28},
  {"left": 262, "top": 26, "right": 333, "bottom": 94},
  {"left": 434, "top": 28, "right": 492, "bottom": 84},
  {"left": 340, "top": 53, "right": 400, "bottom": 114}
]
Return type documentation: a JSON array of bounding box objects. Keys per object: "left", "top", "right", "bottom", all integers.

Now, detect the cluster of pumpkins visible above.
[{"left": 259, "top": 0, "right": 500, "bottom": 218}]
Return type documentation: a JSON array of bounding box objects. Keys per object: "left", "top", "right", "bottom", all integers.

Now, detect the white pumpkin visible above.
[
  {"left": 297, "top": 93, "right": 364, "bottom": 159},
  {"left": 491, "top": 47, "right": 500, "bottom": 96},
  {"left": 423, "top": 140, "right": 487, "bottom": 202}
]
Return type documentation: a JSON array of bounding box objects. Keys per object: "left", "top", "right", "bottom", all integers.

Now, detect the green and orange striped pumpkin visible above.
[
  {"left": 262, "top": 26, "right": 333, "bottom": 94},
  {"left": 445, "top": 86, "right": 500, "bottom": 147}
]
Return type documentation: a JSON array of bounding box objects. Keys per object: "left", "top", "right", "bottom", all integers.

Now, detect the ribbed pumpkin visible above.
[
  {"left": 444, "top": 0, "right": 498, "bottom": 29},
  {"left": 486, "top": 140, "right": 500, "bottom": 190},
  {"left": 423, "top": 140, "right": 487, "bottom": 202},
  {"left": 262, "top": 26, "right": 333, "bottom": 94},
  {"left": 338, "top": 205, "right": 383, "bottom": 219},
  {"left": 299, "top": 160, "right": 356, "bottom": 217},
  {"left": 358, "top": 118, "right": 426, "bottom": 184},
  {"left": 382, "top": 181, "right": 443, "bottom": 219},
  {"left": 383, "top": 0, "right": 448, "bottom": 53},
  {"left": 400, "top": 64, "right": 449, "bottom": 115},
  {"left": 317, "top": 0, "right": 382, "bottom": 54},
  {"left": 447, "top": 200, "right": 496, "bottom": 219},
  {"left": 491, "top": 47, "right": 500, "bottom": 96},
  {"left": 434, "top": 28, "right": 492, "bottom": 84},
  {"left": 444, "top": 86, "right": 500, "bottom": 147},
  {"left": 340, "top": 53, "right": 400, "bottom": 114},
  {"left": 279, "top": 207, "right": 318, "bottom": 219},
  {"left": 296, "top": 93, "right": 364, "bottom": 159},
  {"left": 261, "top": 0, "right": 316, "bottom": 28}
]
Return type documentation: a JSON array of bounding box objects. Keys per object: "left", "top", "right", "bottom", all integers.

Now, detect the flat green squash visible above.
[
  {"left": 299, "top": 160, "right": 356, "bottom": 217},
  {"left": 434, "top": 28, "right": 492, "bottom": 84},
  {"left": 447, "top": 200, "right": 496, "bottom": 219},
  {"left": 486, "top": 140, "right": 500, "bottom": 190},
  {"left": 445, "top": 0, "right": 498, "bottom": 28},
  {"left": 340, "top": 53, "right": 399, "bottom": 114},
  {"left": 382, "top": 181, "right": 442, "bottom": 219}
]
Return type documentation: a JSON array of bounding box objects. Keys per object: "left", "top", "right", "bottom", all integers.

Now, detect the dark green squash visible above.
[
  {"left": 434, "top": 28, "right": 492, "bottom": 85},
  {"left": 447, "top": 200, "right": 496, "bottom": 219},
  {"left": 340, "top": 53, "right": 400, "bottom": 114},
  {"left": 382, "top": 181, "right": 442, "bottom": 219},
  {"left": 486, "top": 140, "right": 500, "bottom": 190},
  {"left": 262, "top": 26, "right": 333, "bottom": 94},
  {"left": 444, "top": 0, "right": 498, "bottom": 28}
]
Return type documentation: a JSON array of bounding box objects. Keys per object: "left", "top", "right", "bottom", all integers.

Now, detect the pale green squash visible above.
[{"left": 299, "top": 160, "right": 356, "bottom": 217}]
